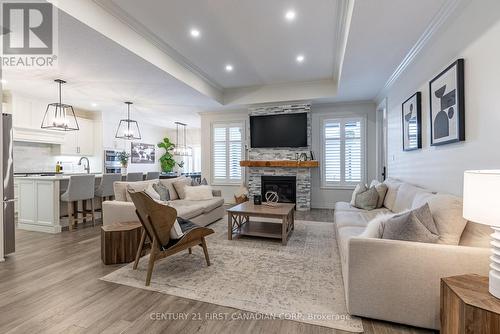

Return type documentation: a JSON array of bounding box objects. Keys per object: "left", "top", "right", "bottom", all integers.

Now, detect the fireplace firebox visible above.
[{"left": 261, "top": 176, "right": 296, "bottom": 204}]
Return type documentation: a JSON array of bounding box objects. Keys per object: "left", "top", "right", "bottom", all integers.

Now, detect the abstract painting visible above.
[
  {"left": 429, "top": 59, "right": 465, "bottom": 146},
  {"left": 402, "top": 92, "right": 422, "bottom": 151}
]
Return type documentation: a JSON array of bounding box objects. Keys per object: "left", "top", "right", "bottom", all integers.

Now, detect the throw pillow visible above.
[
  {"left": 173, "top": 178, "right": 192, "bottom": 199},
  {"left": 191, "top": 178, "right": 200, "bottom": 186},
  {"left": 170, "top": 219, "right": 184, "bottom": 239},
  {"left": 201, "top": 178, "right": 208, "bottom": 185},
  {"left": 382, "top": 203, "right": 439, "bottom": 243},
  {"left": 152, "top": 182, "right": 170, "bottom": 201},
  {"left": 184, "top": 185, "right": 213, "bottom": 201},
  {"left": 354, "top": 187, "right": 379, "bottom": 210},
  {"left": 413, "top": 193, "right": 468, "bottom": 245},
  {"left": 350, "top": 183, "right": 367, "bottom": 206},
  {"left": 370, "top": 180, "right": 388, "bottom": 208},
  {"left": 144, "top": 184, "right": 161, "bottom": 201}
]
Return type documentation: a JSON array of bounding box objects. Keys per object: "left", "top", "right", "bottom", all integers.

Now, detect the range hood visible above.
[{"left": 13, "top": 127, "right": 65, "bottom": 145}]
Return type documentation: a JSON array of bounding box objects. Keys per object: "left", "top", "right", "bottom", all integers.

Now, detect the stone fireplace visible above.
[{"left": 244, "top": 103, "right": 314, "bottom": 211}]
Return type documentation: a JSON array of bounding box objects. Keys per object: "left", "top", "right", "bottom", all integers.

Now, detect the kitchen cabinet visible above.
[{"left": 58, "top": 117, "right": 94, "bottom": 155}]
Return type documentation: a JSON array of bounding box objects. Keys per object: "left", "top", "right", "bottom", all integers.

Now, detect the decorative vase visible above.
[{"left": 121, "top": 167, "right": 127, "bottom": 175}]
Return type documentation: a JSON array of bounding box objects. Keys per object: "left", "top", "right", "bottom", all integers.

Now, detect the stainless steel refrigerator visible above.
[{"left": 2, "top": 113, "right": 15, "bottom": 255}]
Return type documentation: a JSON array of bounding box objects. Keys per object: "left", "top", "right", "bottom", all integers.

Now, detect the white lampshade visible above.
[
  {"left": 464, "top": 170, "right": 500, "bottom": 299},
  {"left": 463, "top": 170, "right": 500, "bottom": 226}
]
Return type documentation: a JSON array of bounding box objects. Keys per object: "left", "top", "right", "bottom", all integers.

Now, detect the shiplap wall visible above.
[{"left": 383, "top": 0, "right": 500, "bottom": 195}]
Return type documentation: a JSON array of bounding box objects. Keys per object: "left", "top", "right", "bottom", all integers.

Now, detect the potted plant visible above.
[
  {"left": 117, "top": 150, "right": 130, "bottom": 174},
  {"left": 157, "top": 137, "right": 184, "bottom": 173}
]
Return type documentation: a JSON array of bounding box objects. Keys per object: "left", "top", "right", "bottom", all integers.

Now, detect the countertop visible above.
[{"left": 15, "top": 173, "right": 106, "bottom": 181}]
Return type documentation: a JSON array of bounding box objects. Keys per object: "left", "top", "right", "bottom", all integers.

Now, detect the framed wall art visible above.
[
  {"left": 429, "top": 59, "right": 465, "bottom": 146},
  {"left": 131, "top": 142, "right": 155, "bottom": 164},
  {"left": 402, "top": 92, "right": 422, "bottom": 151}
]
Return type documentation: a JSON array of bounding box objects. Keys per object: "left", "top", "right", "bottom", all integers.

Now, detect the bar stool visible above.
[
  {"left": 126, "top": 172, "right": 143, "bottom": 182},
  {"left": 95, "top": 173, "right": 122, "bottom": 214},
  {"left": 61, "top": 174, "right": 96, "bottom": 230},
  {"left": 145, "top": 172, "right": 160, "bottom": 180}
]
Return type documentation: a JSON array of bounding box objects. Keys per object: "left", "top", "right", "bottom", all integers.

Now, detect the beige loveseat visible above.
[
  {"left": 102, "top": 177, "right": 225, "bottom": 227},
  {"left": 335, "top": 178, "right": 491, "bottom": 330}
]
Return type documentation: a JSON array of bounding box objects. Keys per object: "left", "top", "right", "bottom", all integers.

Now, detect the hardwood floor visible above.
[{"left": 0, "top": 210, "right": 434, "bottom": 334}]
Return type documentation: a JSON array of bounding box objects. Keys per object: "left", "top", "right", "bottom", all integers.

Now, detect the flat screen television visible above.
[{"left": 250, "top": 113, "right": 308, "bottom": 148}]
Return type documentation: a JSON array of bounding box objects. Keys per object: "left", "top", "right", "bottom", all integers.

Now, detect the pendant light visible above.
[
  {"left": 115, "top": 101, "right": 141, "bottom": 140},
  {"left": 41, "top": 79, "right": 79, "bottom": 131},
  {"left": 173, "top": 121, "right": 192, "bottom": 156}
]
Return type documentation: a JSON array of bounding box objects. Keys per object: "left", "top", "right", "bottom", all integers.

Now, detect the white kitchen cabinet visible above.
[
  {"left": 59, "top": 117, "right": 94, "bottom": 155},
  {"left": 11, "top": 95, "right": 32, "bottom": 128},
  {"left": 77, "top": 118, "right": 94, "bottom": 155}
]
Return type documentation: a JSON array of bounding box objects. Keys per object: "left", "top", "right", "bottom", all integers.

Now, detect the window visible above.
[
  {"left": 322, "top": 117, "right": 365, "bottom": 187},
  {"left": 212, "top": 122, "right": 244, "bottom": 184}
]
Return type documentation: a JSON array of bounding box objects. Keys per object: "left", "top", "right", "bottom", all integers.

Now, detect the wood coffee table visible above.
[{"left": 227, "top": 202, "right": 295, "bottom": 245}]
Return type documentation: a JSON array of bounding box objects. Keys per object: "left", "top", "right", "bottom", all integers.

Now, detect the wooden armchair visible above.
[{"left": 127, "top": 190, "right": 215, "bottom": 286}]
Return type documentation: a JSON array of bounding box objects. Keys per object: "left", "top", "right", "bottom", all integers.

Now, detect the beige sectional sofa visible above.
[
  {"left": 335, "top": 178, "right": 491, "bottom": 330},
  {"left": 102, "top": 177, "right": 225, "bottom": 227}
]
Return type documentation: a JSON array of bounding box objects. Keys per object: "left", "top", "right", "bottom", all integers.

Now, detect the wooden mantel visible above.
[{"left": 240, "top": 160, "right": 319, "bottom": 168}]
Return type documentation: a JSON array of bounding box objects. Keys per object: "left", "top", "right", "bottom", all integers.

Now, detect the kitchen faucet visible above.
[{"left": 78, "top": 157, "right": 90, "bottom": 174}]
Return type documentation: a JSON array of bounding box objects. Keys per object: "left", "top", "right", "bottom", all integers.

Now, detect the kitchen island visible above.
[
  {"left": 16, "top": 174, "right": 102, "bottom": 233},
  {"left": 15, "top": 174, "right": 129, "bottom": 233}
]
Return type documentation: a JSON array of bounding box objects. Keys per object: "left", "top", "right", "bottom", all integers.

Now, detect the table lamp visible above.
[{"left": 463, "top": 170, "right": 500, "bottom": 298}]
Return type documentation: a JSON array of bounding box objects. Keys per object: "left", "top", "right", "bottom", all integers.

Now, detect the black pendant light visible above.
[
  {"left": 115, "top": 101, "right": 141, "bottom": 140},
  {"left": 41, "top": 79, "right": 79, "bottom": 131}
]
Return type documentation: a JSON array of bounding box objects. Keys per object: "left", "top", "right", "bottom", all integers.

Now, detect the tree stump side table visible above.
[{"left": 101, "top": 221, "right": 142, "bottom": 265}]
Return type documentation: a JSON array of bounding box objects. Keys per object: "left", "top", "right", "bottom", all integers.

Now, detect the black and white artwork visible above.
[
  {"left": 402, "top": 92, "right": 422, "bottom": 151},
  {"left": 131, "top": 143, "right": 155, "bottom": 164},
  {"left": 429, "top": 59, "right": 465, "bottom": 146}
]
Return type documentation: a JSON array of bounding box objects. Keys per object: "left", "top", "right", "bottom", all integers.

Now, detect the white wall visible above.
[
  {"left": 200, "top": 104, "right": 376, "bottom": 207},
  {"left": 382, "top": 0, "right": 500, "bottom": 196},
  {"left": 101, "top": 111, "right": 167, "bottom": 173},
  {"left": 311, "top": 102, "right": 376, "bottom": 208}
]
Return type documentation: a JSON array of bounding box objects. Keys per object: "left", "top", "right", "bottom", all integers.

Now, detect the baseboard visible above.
[{"left": 18, "top": 222, "right": 62, "bottom": 234}]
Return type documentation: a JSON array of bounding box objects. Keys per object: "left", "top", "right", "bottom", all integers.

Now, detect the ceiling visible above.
[
  {"left": 335, "top": 0, "right": 448, "bottom": 102},
  {"left": 103, "top": 0, "right": 338, "bottom": 89},
  {"left": 3, "top": 10, "right": 215, "bottom": 128},
  {"left": 3, "top": 0, "right": 455, "bottom": 125}
]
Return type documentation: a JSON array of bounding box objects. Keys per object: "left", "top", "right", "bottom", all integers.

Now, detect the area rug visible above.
[{"left": 100, "top": 218, "right": 363, "bottom": 332}]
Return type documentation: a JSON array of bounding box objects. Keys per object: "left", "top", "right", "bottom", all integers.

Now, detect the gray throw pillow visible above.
[
  {"left": 382, "top": 203, "right": 439, "bottom": 243},
  {"left": 152, "top": 182, "right": 170, "bottom": 201},
  {"left": 354, "top": 187, "right": 379, "bottom": 210},
  {"left": 201, "top": 178, "right": 208, "bottom": 185}
]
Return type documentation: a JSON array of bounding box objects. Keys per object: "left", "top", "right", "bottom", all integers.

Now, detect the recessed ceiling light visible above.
[
  {"left": 285, "top": 10, "right": 296, "bottom": 21},
  {"left": 225, "top": 64, "right": 233, "bottom": 72},
  {"left": 1, "top": 79, "right": 7, "bottom": 84},
  {"left": 190, "top": 28, "right": 200, "bottom": 38},
  {"left": 296, "top": 54, "right": 305, "bottom": 63},
  {"left": 91, "top": 102, "right": 98, "bottom": 107}
]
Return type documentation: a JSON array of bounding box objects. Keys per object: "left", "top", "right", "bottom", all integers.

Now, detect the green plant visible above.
[
  {"left": 117, "top": 150, "right": 130, "bottom": 167},
  {"left": 157, "top": 137, "right": 183, "bottom": 172}
]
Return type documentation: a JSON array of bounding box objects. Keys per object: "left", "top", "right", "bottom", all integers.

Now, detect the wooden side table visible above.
[
  {"left": 101, "top": 222, "right": 142, "bottom": 265},
  {"left": 441, "top": 274, "right": 500, "bottom": 333}
]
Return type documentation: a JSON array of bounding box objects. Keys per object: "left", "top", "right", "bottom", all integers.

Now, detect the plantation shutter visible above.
[
  {"left": 324, "top": 121, "right": 341, "bottom": 182},
  {"left": 212, "top": 122, "right": 244, "bottom": 183},
  {"left": 344, "top": 120, "right": 362, "bottom": 183},
  {"left": 322, "top": 117, "right": 364, "bottom": 187}
]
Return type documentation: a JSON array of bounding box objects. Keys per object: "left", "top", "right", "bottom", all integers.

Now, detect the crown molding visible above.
[
  {"left": 332, "top": 0, "right": 355, "bottom": 84},
  {"left": 93, "top": 0, "right": 223, "bottom": 92},
  {"left": 374, "top": 0, "right": 467, "bottom": 103}
]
